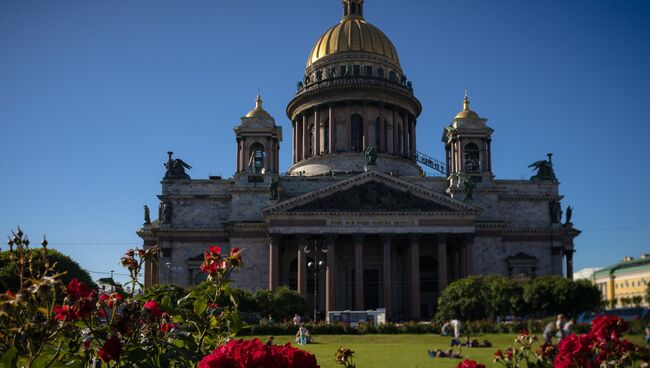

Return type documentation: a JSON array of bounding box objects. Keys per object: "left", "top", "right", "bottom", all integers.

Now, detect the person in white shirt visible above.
[{"left": 451, "top": 319, "right": 462, "bottom": 339}]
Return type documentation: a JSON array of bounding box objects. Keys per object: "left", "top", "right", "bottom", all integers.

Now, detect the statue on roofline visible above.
[
  {"left": 529, "top": 153, "right": 557, "bottom": 181},
  {"left": 269, "top": 175, "right": 279, "bottom": 200},
  {"left": 143, "top": 205, "right": 151, "bottom": 225},
  {"left": 364, "top": 145, "right": 377, "bottom": 166},
  {"left": 164, "top": 151, "right": 192, "bottom": 180},
  {"left": 463, "top": 176, "right": 475, "bottom": 200}
]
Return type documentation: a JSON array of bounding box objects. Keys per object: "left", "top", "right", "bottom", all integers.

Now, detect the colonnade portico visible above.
[{"left": 268, "top": 232, "right": 476, "bottom": 321}]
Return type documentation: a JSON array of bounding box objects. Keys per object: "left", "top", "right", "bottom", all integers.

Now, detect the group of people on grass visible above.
[{"left": 542, "top": 314, "right": 575, "bottom": 344}]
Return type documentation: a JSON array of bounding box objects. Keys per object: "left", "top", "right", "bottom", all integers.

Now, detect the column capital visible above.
[{"left": 268, "top": 234, "right": 282, "bottom": 244}]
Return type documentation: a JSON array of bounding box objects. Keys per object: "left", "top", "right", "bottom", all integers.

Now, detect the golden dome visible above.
[
  {"left": 307, "top": 11, "right": 400, "bottom": 68},
  {"left": 245, "top": 95, "right": 272, "bottom": 119},
  {"left": 455, "top": 94, "right": 480, "bottom": 120}
]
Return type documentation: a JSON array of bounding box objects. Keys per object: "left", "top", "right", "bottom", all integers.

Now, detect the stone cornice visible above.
[{"left": 499, "top": 194, "right": 564, "bottom": 202}]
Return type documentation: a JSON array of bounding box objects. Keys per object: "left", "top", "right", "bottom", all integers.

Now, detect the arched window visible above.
[
  {"left": 389, "top": 71, "right": 397, "bottom": 82},
  {"left": 248, "top": 142, "right": 265, "bottom": 174},
  {"left": 463, "top": 142, "right": 480, "bottom": 172},
  {"left": 351, "top": 114, "right": 363, "bottom": 152},
  {"left": 378, "top": 67, "right": 385, "bottom": 78}
]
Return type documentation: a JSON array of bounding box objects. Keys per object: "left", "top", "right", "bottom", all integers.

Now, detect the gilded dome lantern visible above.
[{"left": 286, "top": 0, "right": 422, "bottom": 177}]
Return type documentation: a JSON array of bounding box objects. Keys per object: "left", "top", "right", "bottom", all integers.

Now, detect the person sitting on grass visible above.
[{"left": 295, "top": 323, "right": 309, "bottom": 345}]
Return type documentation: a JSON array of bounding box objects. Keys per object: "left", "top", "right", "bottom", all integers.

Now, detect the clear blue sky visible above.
[{"left": 1, "top": 0, "right": 649, "bottom": 285}]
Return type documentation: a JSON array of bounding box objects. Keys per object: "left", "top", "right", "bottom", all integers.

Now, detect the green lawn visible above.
[{"left": 254, "top": 334, "right": 647, "bottom": 368}]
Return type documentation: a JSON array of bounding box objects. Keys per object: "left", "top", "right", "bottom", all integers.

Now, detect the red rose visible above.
[
  {"left": 53, "top": 305, "right": 79, "bottom": 321},
  {"left": 144, "top": 300, "right": 163, "bottom": 318},
  {"left": 160, "top": 322, "right": 177, "bottom": 333},
  {"left": 457, "top": 359, "right": 486, "bottom": 368},
  {"left": 67, "top": 279, "right": 93, "bottom": 299},
  {"left": 209, "top": 246, "right": 221, "bottom": 256},
  {"left": 98, "top": 336, "right": 122, "bottom": 363}
]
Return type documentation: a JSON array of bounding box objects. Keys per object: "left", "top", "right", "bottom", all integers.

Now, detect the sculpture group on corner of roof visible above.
[
  {"left": 163, "top": 151, "right": 193, "bottom": 181},
  {"left": 529, "top": 153, "right": 557, "bottom": 181}
]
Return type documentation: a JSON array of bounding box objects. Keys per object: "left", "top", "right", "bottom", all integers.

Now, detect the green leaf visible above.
[
  {"left": 29, "top": 355, "right": 49, "bottom": 368},
  {"left": 161, "top": 295, "right": 172, "bottom": 311},
  {"left": 1, "top": 347, "right": 18, "bottom": 368},
  {"left": 193, "top": 299, "right": 207, "bottom": 316}
]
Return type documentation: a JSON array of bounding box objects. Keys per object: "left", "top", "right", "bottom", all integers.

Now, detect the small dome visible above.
[
  {"left": 307, "top": 6, "right": 400, "bottom": 69},
  {"left": 245, "top": 95, "right": 272, "bottom": 119},
  {"left": 455, "top": 94, "right": 480, "bottom": 120}
]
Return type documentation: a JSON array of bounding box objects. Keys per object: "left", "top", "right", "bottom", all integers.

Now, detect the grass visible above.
[{"left": 254, "top": 333, "right": 647, "bottom": 368}]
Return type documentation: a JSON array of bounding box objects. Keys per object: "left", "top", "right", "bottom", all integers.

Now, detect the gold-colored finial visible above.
[
  {"left": 463, "top": 90, "right": 470, "bottom": 111},
  {"left": 255, "top": 94, "right": 263, "bottom": 110}
]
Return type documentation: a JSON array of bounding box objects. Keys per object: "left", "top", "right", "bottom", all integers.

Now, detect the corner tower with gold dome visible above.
[{"left": 287, "top": 0, "right": 422, "bottom": 176}]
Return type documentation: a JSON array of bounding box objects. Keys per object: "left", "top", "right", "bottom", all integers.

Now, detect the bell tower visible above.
[
  {"left": 443, "top": 93, "right": 494, "bottom": 188},
  {"left": 234, "top": 95, "right": 282, "bottom": 174}
]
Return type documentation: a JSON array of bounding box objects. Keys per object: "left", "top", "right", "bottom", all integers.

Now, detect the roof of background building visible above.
[{"left": 593, "top": 254, "right": 650, "bottom": 278}]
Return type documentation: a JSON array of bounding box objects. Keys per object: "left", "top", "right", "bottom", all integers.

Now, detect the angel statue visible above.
[
  {"left": 529, "top": 153, "right": 557, "bottom": 181},
  {"left": 163, "top": 151, "right": 192, "bottom": 180},
  {"left": 364, "top": 145, "right": 377, "bottom": 166}
]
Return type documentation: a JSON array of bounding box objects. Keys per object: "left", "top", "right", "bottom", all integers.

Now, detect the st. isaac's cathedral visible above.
[{"left": 138, "top": 0, "right": 580, "bottom": 320}]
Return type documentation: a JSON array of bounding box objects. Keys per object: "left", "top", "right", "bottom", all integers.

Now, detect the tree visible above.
[
  {"left": 270, "top": 286, "right": 308, "bottom": 321},
  {"left": 566, "top": 279, "right": 601, "bottom": 315},
  {"left": 522, "top": 275, "right": 572, "bottom": 317},
  {"left": 483, "top": 275, "right": 525, "bottom": 318},
  {"left": 435, "top": 276, "right": 489, "bottom": 321},
  {"left": 631, "top": 295, "right": 643, "bottom": 307},
  {"left": 0, "top": 248, "right": 96, "bottom": 293}
]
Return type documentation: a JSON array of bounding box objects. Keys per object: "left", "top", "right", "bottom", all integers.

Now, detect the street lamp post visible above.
[{"left": 304, "top": 238, "right": 327, "bottom": 323}]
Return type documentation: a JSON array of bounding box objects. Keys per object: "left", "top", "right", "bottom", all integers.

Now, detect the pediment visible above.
[{"left": 264, "top": 171, "right": 479, "bottom": 215}]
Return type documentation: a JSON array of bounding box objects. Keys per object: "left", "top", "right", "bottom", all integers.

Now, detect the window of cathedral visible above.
[
  {"left": 378, "top": 67, "right": 385, "bottom": 78},
  {"left": 463, "top": 142, "right": 480, "bottom": 172},
  {"left": 353, "top": 65, "right": 361, "bottom": 76},
  {"left": 351, "top": 114, "right": 363, "bottom": 152},
  {"left": 389, "top": 71, "right": 397, "bottom": 82},
  {"left": 328, "top": 66, "right": 336, "bottom": 79},
  {"left": 341, "top": 65, "right": 349, "bottom": 77},
  {"left": 316, "top": 70, "right": 323, "bottom": 81},
  {"left": 365, "top": 65, "right": 373, "bottom": 76},
  {"left": 249, "top": 142, "right": 265, "bottom": 174}
]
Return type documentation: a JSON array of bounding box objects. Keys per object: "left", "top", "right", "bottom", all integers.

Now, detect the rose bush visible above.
[{"left": 0, "top": 227, "right": 257, "bottom": 367}]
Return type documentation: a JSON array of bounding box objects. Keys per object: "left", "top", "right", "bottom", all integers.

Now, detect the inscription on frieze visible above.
[{"left": 327, "top": 219, "right": 418, "bottom": 227}]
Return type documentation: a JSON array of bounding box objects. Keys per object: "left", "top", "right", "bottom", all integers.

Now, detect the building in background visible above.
[
  {"left": 573, "top": 267, "right": 602, "bottom": 281},
  {"left": 137, "top": 0, "right": 580, "bottom": 320},
  {"left": 593, "top": 254, "right": 650, "bottom": 308}
]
